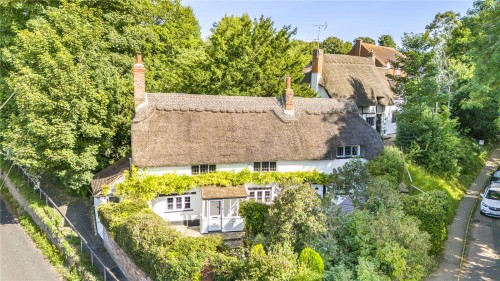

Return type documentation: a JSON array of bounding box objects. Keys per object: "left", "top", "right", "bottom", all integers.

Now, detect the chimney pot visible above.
[{"left": 136, "top": 52, "right": 142, "bottom": 64}]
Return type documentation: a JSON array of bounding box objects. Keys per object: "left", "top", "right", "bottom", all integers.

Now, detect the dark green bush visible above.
[
  {"left": 366, "top": 146, "right": 405, "bottom": 186},
  {"left": 403, "top": 190, "right": 449, "bottom": 255},
  {"left": 298, "top": 247, "right": 324, "bottom": 274},
  {"left": 239, "top": 200, "right": 270, "bottom": 238}
]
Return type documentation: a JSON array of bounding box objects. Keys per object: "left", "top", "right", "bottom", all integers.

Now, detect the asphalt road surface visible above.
[
  {"left": 462, "top": 208, "right": 500, "bottom": 280},
  {"left": 0, "top": 196, "right": 62, "bottom": 281}
]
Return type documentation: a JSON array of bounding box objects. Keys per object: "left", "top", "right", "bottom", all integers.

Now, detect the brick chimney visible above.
[
  {"left": 133, "top": 52, "right": 146, "bottom": 110},
  {"left": 354, "top": 39, "right": 362, "bottom": 56},
  {"left": 283, "top": 75, "right": 294, "bottom": 114},
  {"left": 310, "top": 49, "right": 323, "bottom": 94}
]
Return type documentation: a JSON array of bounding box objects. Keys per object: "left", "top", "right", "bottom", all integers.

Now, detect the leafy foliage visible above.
[
  {"left": 403, "top": 191, "right": 449, "bottom": 254},
  {"left": 356, "top": 36, "right": 376, "bottom": 44},
  {"left": 396, "top": 106, "right": 462, "bottom": 176},
  {"left": 267, "top": 185, "right": 326, "bottom": 252},
  {"left": 321, "top": 36, "right": 352, "bottom": 54},
  {"left": 330, "top": 158, "right": 370, "bottom": 207},
  {"left": 201, "top": 14, "right": 314, "bottom": 98},
  {"left": 378, "top": 35, "right": 397, "bottom": 48},
  {"left": 0, "top": 0, "right": 202, "bottom": 191},
  {"left": 98, "top": 200, "right": 223, "bottom": 281},
  {"left": 239, "top": 200, "right": 270, "bottom": 239},
  {"left": 366, "top": 146, "right": 405, "bottom": 186},
  {"left": 116, "top": 168, "right": 329, "bottom": 201},
  {"left": 298, "top": 247, "right": 325, "bottom": 274}
]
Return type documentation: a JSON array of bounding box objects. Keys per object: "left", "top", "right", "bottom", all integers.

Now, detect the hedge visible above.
[{"left": 98, "top": 200, "right": 223, "bottom": 280}]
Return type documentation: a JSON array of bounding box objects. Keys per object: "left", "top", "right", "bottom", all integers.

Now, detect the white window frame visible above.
[
  {"left": 336, "top": 145, "right": 360, "bottom": 158},
  {"left": 253, "top": 161, "right": 277, "bottom": 172},
  {"left": 166, "top": 195, "right": 192, "bottom": 212},
  {"left": 248, "top": 187, "right": 273, "bottom": 203}
]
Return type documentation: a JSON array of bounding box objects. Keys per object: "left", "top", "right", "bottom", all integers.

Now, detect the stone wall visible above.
[{"left": 101, "top": 227, "right": 152, "bottom": 281}]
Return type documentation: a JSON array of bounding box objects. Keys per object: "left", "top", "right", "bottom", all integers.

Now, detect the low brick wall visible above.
[{"left": 101, "top": 227, "right": 152, "bottom": 281}]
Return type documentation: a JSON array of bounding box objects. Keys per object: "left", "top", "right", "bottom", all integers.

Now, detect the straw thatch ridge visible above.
[
  {"left": 131, "top": 93, "right": 383, "bottom": 168},
  {"left": 91, "top": 155, "right": 130, "bottom": 195},
  {"left": 303, "top": 54, "right": 394, "bottom": 107}
]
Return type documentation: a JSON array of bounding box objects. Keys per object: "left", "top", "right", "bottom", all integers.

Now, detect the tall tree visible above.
[
  {"left": 202, "top": 14, "right": 315, "bottom": 97},
  {"left": 355, "top": 36, "right": 375, "bottom": 44},
  {"left": 377, "top": 34, "right": 396, "bottom": 48},
  {"left": 321, "top": 36, "right": 352, "bottom": 54},
  {"left": 1, "top": 0, "right": 202, "bottom": 191}
]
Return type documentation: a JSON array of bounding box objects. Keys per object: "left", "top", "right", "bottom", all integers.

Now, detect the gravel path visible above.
[{"left": 0, "top": 196, "right": 62, "bottom": 281}]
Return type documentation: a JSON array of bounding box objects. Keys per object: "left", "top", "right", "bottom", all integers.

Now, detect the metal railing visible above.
[{"left": 2, "top": 162, "right": 120, "bottom": 281}]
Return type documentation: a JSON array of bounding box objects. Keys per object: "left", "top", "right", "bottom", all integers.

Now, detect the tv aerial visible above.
[{"left": 314, "top": 22, "right": 328, "bottom": 49}]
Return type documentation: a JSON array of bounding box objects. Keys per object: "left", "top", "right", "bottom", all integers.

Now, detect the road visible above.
[
  {"left": 0, "top": 196, "right": 62, "bottom": 281},
  {"left": 462, "top": 199, "right": 500, "bottom": 280}
]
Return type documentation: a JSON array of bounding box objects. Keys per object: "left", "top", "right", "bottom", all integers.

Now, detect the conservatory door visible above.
[{"left": 208, "top": 200, "right": 222, "bottom": 232}]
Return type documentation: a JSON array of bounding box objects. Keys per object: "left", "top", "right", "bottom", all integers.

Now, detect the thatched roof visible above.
[
  {"left": 303, "top": 55, "right": 394, "bottom": 107},
  {"left": 131, "top": 93, "right": 383, "bottom": 167},
  {"left": 201, "top": 185, "right": 248, "bottom": 199},
  {"left": 347, "top": 42, "right": 403, "bottom": 68},
  {"left": 91, "top": 156, "right": 130, "bottom": 195}
]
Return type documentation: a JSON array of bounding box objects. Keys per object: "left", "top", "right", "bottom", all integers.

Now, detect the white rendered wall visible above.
[
  {"left": 311, "top": 73, "right": 321, "bottom": 94},
  {"left": 94, "top": 196, "right": 108, "bottom": 239},
  {"left": 150, "top": 188, "right": 202, "bottom": 225}
]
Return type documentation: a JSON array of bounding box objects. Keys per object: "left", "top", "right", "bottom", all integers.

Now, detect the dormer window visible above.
[
  {"left": 337, "top": 146, "right": 360, "bottom": 158},
  {"left": 254, "top": 162, "right": 277, "bottom": 172},
  {"left": 191, "top": 164, "right": 216, "bottom": 175}
]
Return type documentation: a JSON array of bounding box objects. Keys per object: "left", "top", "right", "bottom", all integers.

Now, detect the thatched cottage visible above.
[
  {"left": 304, "top": 44, "right": 402, "bottom": 136},
  {"left": 92, "top": 54, "right": 383, "bottom": 234}
]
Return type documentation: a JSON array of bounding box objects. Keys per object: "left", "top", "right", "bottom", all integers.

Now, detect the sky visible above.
[{"left": 183, "top": 0, "right": 475, "bottom": 46}]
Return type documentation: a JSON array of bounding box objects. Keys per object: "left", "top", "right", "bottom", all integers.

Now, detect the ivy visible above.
[{"left": 115, "top": 167, "right": 330, "bottom": 202}]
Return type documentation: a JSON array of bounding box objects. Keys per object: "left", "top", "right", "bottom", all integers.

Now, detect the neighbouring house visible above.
[
  {"left": 303, "top": 49, "right": 397, "bottom": 136},
  {"left": 347, "top": 39, "right": 405, "bottom": 135},
  {"left": 92, "top": 53, "right": 383, "bottom": 235}
]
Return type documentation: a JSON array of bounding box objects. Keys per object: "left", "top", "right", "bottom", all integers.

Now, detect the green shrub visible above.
[
  {"left": 239, "top": 200, "right": 270, "bottom": 238},
  {"left": 97, "top": 199, "right": 149, "bottom": 231},
  {"left": 366, "top": 146, "right": 405, "bottom": 185},
  {"left": 245, "top": 242, "right": 299, "bottom": 281},
  {"left": 403, "top": 191, "right": 449, "bottom": 255},
  {"left": 99, "top": 201, "right": 223, "bottom": 280},
  {"left": 298, "top": 247, "right": 324, "bottom": 274},
  {"left": 211, "top": 252, "right": 246, "bottom": 281}
]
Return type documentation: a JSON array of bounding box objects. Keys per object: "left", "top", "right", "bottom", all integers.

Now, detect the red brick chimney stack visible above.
[
  {"left": 354, "top": 39, "right": 362, "bottom": 56},
  {"left": 133, "top": 52, "right": 146, "bottom": 110},
  {"left": 283, "top": 75, "right": 294, "bottom": 112}
]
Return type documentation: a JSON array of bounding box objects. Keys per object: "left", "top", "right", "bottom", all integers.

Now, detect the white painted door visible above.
[{"left": 208, "top": 200, "right": 222, "bottom": 232}]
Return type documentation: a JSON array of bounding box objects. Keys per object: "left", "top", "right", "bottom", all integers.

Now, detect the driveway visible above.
[{"left": 0, "top": 196, "right": 62, "bottom": 281}]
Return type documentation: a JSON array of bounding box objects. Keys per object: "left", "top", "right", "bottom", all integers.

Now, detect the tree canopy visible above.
[
  {"left": 377, "top": 34, "right": 397, "bottom": 48},
  {"left": 321, "top": 36, "right": 352, "bottom": 54},
  {"left": 356, "top": 36, "right": 376, "bottom": 44}
]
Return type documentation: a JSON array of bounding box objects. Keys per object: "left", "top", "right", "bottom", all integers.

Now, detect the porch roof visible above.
[{"left": 201, "top": 185, "right": 248, "bottom": 200}]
